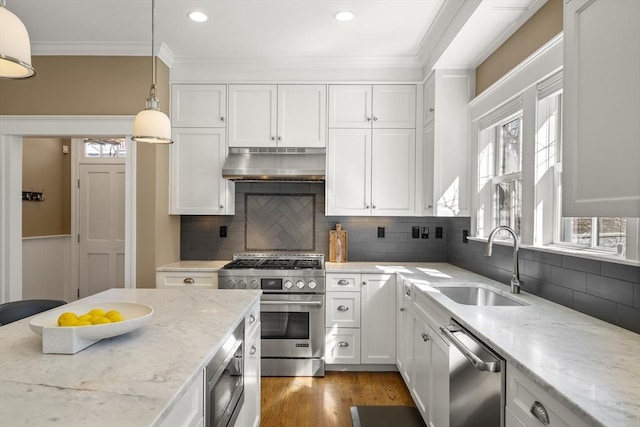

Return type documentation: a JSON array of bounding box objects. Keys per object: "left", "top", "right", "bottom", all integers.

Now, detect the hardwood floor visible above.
[{"left": 260, "top": 371, "right": 415, "bottom": 427}]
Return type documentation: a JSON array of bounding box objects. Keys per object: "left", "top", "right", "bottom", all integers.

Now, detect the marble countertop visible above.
[
  {"left": 0, "top": 287, "right": 261, "bottom": 427},
  {"left": 156, "top": 260, "right": 230, "bottom": 272},
  {"left": 328, "top": 262, "right": 640, "bottom": 427}
]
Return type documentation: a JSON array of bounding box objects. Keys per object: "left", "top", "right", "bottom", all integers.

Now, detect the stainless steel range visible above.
[{"left": 218, "top": 253, "right": 325, "bottom": 377}]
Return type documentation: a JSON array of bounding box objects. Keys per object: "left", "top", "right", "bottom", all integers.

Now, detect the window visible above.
[{"left": 83, "top": 138, "right": 126, "bottom": 158}]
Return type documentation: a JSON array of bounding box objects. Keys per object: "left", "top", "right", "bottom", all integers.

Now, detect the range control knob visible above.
[
  {"left": 249, "top": 279, "right": 259, "bottom": 289},
  {"left": 296, "top": 280, "right": 305, "bottom": 289},
  {"left": 284, "top": 280, "right": 293, "bottom": 289},
  {"left": 237, "top": 280, "right": 247, "bottom": 289},
  {"left": 308, "top": 281, "right": 317, "bottom": 290},
  {"left": 225, "top": 280, "right": 235, "bottom": 289}
]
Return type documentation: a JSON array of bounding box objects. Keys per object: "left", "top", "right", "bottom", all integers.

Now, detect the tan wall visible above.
[
  {"left": 1, "top": 56, "right": 177, "bottom": 288},
  {"left": 475, "top": 0, "right": 563, "bottom": 96},
  {"left": 22, "top": 138, "right": 71, "bottom": 237}
]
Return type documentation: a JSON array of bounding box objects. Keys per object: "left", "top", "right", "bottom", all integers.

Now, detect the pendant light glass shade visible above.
[
  {"left": 0, "top": 4, "right": 36, "bottom": 79},
  {"left": 132, "top": 0, "right": 172, "bottom": 144}
]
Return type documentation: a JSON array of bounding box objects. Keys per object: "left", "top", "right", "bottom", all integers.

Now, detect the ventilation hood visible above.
[{"left": 222, "top": 147, "right": 325, "bottom": 181}]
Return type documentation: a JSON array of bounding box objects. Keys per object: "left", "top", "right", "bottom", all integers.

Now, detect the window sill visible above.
[{"left": 467, "top": 237, "right": 640, "bottom": 267}]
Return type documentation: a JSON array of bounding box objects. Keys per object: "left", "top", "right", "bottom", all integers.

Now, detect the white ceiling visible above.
[{"left": 8, "top": 0, "right": 547, "bottom": 77}]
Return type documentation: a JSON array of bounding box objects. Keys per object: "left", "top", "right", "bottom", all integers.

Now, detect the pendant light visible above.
[
  {"left": 133, "top": 0, "right": 173, "bottom": 144},
  {"left": 0, "top": 0, "right": 36, "bottom": 79}
]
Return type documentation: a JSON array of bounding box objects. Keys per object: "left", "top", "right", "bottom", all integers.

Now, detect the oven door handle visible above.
[
  {"left": 440, "top": 326, "right": 501, "bottom": 373},
  {"left": 261, "top": 300, "right": 323, "bottom": 307}
]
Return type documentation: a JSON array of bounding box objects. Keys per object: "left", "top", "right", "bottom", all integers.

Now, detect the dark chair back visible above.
[{"left": 0, "top": 299, "right": 67, "bottom": 326}]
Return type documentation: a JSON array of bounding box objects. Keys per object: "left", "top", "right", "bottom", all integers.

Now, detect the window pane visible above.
[
  {"left": 561, "top": 217, "right": 592, "bottom": 246},
  {"left": 495, "top": 180, "right": 521, "bottom": 235},
  {"left": 597, "top": 218, "right": 626, "bottom": 248},
  {"left": 83, "top": 138, "right": 126, "bottom": 158},
  {"left": 499, "top": 117, "right": 521, "bottom": 175}
]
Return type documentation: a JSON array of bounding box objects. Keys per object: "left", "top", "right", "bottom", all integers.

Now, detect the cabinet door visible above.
[
  {"left": 170, "top": 128, "right": 234, "bottom": 215},
  {"left": 171, "top": 84, "right": 226, "bottom": 128},
  {"left": 371, "top": 129, "right": 416, "bottom": 216},
  {"left": 372, "top": 85, "right": 416, "bottom": 128},
  {"left": 421, "top": 122, "right": 434, "bottom": 216},
  {"left": 562, "top": 0, "right": 640, "bottom": 217},
  {"left": 411, "top": 314, "right": 431, "bottom": 420},
  {"left": 326, "top": 129, "right": 371, "bottom": 215},
  {"left": 328, "top": 85, "right": 372, "bottom": 128},
  {"left": 277, "top": 85, "right": 326, "bottom": 147},
  {"left": 361, "top": 274, "right": 396, "bottom": 364},
  {"left": 423, "top": 76, "right": 435, "bottom": 125},
  {"left": 228, "top": 85, "right": 277, "bottom": 147},
  {"left": 243, "top": 323, "right": 261, "bottom": 427},
  {"left": 429, "top": 326, "right": 449, "bottom": 427}
]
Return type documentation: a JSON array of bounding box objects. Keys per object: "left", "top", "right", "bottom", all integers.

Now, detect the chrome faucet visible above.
[{"left": 485, "top": 225, "right": 521, "bottom": 294}]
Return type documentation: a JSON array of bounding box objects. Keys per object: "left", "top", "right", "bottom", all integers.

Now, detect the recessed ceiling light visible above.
[
  {"left": 188, "top": 11, "right": 208, "bottom": 22},
  {"left": 334, "top": 11, "right": 355, "bottom": 22}
]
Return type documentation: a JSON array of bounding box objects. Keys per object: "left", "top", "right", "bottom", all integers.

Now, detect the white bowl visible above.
[{"left": 29, "top": 301, "right": 153, "bottom": 340}]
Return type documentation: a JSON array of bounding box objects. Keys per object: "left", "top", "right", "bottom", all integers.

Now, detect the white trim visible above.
[{"left": 0, "top": 115, "right": 137, "bottom": 302}]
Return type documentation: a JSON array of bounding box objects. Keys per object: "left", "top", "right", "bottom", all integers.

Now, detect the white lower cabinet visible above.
[
  {"left": 506, "top": 364, "right": 587, "bottom": 427},
  {"left": 156, "top": 271, "right": 218, "bottom": 289},
  {"left": 325, "top": 273, "right": 396, "bottom": 366},
  {"left": 411, "top": 313, "right": 431, "bottom": 418},
  {"left": 157, "top": 370, "right": 204, "bottom": 427},
  {"left": 396, "top": 277, "right": 412, "bottom": 385},
  {"left": 236, "top": 301, "right": 261, "bottom": 427}
]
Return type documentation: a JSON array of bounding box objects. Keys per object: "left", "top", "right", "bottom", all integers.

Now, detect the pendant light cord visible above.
[{"left": 151, "top": 0, "right": 156, "bottom": 91}]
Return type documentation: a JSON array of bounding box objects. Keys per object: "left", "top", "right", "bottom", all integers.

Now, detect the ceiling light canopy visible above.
[
  {"left": 133, "top": 0, "right": 172, "bottom": 144},
  {"left": 334, "top": 10, "right": 355, "bottom": 22},
  {"left": 0, "top": 1, "right": 36, "bottom": 79},
  {"left": 188, "top": 11, "right": 208, "bottom": 22}
]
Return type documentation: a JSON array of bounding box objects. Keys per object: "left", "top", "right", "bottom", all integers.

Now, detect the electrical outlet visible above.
[
  {"left": 412, "top": 226, "right": 420, "bottom": 238},
  {"left": 377, "top": 226, "right": 385, "bottom": 238},
  {"left": 462, "top": 229, "right": 469, "bottom": 243},
  {"left": 421, "top": 227, "right": 429, "bottom": 239},
  {"left": 435, "top": 227, "right": 443, "bottom": 239},
  {"left": 220, "top": 226, "right": 227, "bottom": 238}
]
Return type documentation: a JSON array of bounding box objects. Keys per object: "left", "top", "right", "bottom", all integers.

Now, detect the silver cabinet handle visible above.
[
  {"left": 366, "top": 117, "right": 372, "bottom": 122},
  {"left": 366, "top": 205, "right": 370, "bottom": 209},
  {"left": 248, "top": 314, "right": 256, "bottom": 325},
  {"left": 337, "top": 341, "right": 349, "bottom": 348},
  {"left": 337, "top": 279, "right": 350, "bottom": 286},
  {"left": 429, "top": 108, "right": 434, "bottom": 112},
  {"left": 372, "top": 205, "right": 376, "bottom": 209},
  {"left": 250, "top": 345, "right": 257, "bottom": 356},
  {"left": 271, "top": 136, "right": 276, "bottom": 140},
  {"left": 219, "top": 204, "right": 224, "bottom": 209},
  {"left": 421, "top": 332, "right": 429, "bottom": 342},
  {"left": 277, "top": 136, "right": 282, "bottom": 141},
  {"left": 530, "top": 401, "right": 550, "bottom": 425},
  {"left": 220, "top": 116, "right": 225, "bottom": 122},
  {"left": 405, "top": 289, "right": 411, "bottom": 297},
  {"left": 337, "top": 305, "right": 349, "bottom": 312},
  {"left": 362, "top": 280, "right": 367, "bottom": 285},
  {"left": 440, "top": 326, "right": 501, "bottom": 373},
  {"left": 183, "top": 277, "right": 195, "bottom": 284},
  {"left": 400, "top": 307, "right": 406, "bottom": 312},
  {"left": 373, "top": 117, "right": 378, "bottom": 121}
]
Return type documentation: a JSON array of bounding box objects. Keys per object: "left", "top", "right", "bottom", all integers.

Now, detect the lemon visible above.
[
  {"left": 74, "top": 320, "right": 92, "bottom": 327},
  {"left": 59, "top": 318, "right": 79, "bottom": 327},
  {"left": 105, "top": 310, "right": 124, "bottom": 322},
  {"left": 88, "top": 308, "right": 106, "bottom": 317},
  {"left": 90, "top": 316, "right": 111, "bottom": 325},
  {"left": 78, "top": 314, "right": 92, "bottom": 321},
  {"left": 57, "top": 312, "right": 78, "bottom": 326}
]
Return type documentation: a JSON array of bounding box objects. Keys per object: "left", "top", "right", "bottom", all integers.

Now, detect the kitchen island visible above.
[{"left": 0, "top": 287, "right": 261, "bottom": 427}]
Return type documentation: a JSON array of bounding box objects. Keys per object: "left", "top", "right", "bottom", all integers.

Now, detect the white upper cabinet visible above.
[
  {"left": 329, "top": 85, "right": 416, "bottom": 129},
  {"left": 562, "top": 0, "right": 640, "bottom": 217},
  {"left": 423, "top": 75, "right": 435, "bottom": 126},
  {"left": 171, "top": 84, "right": 226, "bottom": 128},
  {"left": 228, "top": 84, "right": 326, "bottom": 148},
  {"left": 170, "top": 128, "right": 234, "bottom": 215}
]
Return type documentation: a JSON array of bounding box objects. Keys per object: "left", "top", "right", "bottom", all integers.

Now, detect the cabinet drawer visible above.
[
  {"left": 156, "top": 272, "right": 218, "bottom": 289},
  {"left": 326, "top": 273, "right": 361, "bottom": 291},
  {"left": 507, "top": 366, "right": 587, "bottom": 427},
  {"left": 326, "top": 327, "right": 360, "bottom": 364},
  {"left": 326, "top": 292, "right": 361, "bottom": 327}
]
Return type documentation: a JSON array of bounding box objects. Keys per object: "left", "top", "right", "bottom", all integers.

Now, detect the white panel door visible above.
[
  {"left": 411, "top": 314, "right": 431, "bottom": 420},
  {"left": 170, "top": 128, "right": 232, "bottom": 215},
  {"left": 328, "top": 85, "right": 372, "bottom": 128},
  {"left": 371, "top": 129, "right": 416, "bottom": 216},
  {"left": 78, "top": 164, "right": 125, "bottom": 298},
  {"left": 326, "top": 129, "right": 371, "bottom": 215},
  {"left": 423, "top": 75, "right": 436, "bottom": 125},
  {"left": 171, "top": 84, "right": 226, "bottom": 128},
  {"left": 277, "top": 85, "right": 326, "bottom": 147},
  {"left": 563, "top": 0, "right": 640, "bottom": 217},
  {"left": 228, "top": 85, "right": 277, "bottom": 147},
  {"left": 361, "top": 274, "right": 396, "bottom": 364},
  {"left": 372, "top": 85, "right": 416, "bottom": 128}
]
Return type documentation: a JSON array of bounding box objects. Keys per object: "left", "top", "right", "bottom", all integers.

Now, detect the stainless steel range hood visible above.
[{"left": 222, "top": 147, "right": 325, "bottom": 182}]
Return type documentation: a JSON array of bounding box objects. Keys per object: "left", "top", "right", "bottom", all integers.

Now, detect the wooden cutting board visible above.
[{"left": 329, "top": 225, "right": 348, "bottom": 262}]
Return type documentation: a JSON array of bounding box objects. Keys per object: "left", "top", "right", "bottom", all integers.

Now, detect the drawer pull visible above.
[
  {"left": 183, "top": 277, "right": 195, "bottom": 284},
  {"left": 337, "top": 279, "right": 350, "bottom": 286},
  {"left": 530, "top": 401, "right": 550, "bottom": 425},
  {"left": 337, "top": 305, "right": 349, "bottom": 312},
  {"left": 405, "top": 289, "right": 411, "bottom": 297},
  {"left": 248, "top": 314, "right": 256, "bottom": 324},
  {"left": 362, "top": 280, "right": 368, "bottom": 285},
  {"left": 337, "top": 341, "right": 349, "bottom": 348},
  {"left": 400, "top": 307, "right": 406, "bottom": 312},
  {"left": 421, "top": 332, "right": 430, "bottom": 342},
  {"left": 250, "top": 345, "right": 257, "bottom": 356}
]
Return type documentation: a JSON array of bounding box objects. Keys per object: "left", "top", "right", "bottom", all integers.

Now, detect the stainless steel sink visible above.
[{"left": 437, "top": 286, "right": 525, "bottom": 306}]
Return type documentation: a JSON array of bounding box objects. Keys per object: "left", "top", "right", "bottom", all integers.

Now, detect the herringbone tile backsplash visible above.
[{"left": 246, "top": 193, "right": 315, "bottom": 251}]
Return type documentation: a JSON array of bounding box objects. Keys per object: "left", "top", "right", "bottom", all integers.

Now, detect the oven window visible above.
[
  {"left": 261, "top": 311, "right": 309, "bottom": 340},
  {"left": 210, "top": 346, "right": 243, "bottom": 427}
]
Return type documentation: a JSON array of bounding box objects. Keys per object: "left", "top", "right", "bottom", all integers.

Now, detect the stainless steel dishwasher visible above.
[{"left": 440, "top": 319, "right": 505, "bottom": 427}]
